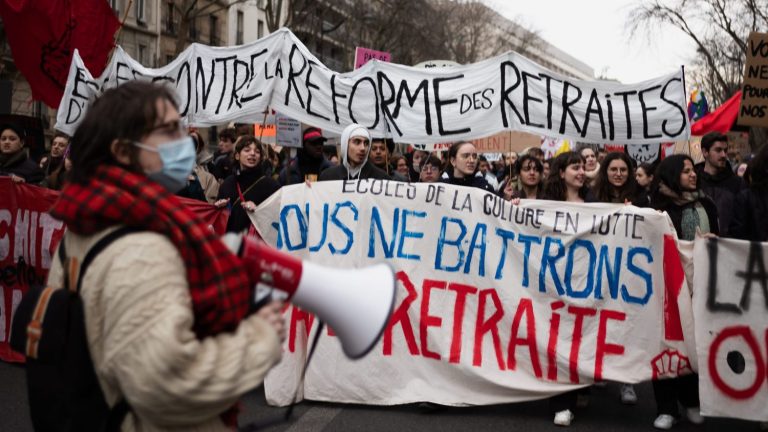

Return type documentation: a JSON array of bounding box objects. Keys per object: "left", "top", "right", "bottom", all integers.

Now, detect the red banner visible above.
[{"left": 0, "top": 178, "right": 228, "bottom": 362}]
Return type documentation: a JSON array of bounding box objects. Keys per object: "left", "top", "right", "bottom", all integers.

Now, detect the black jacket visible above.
[
  {"left": 218, "top": 166, "right": 280, "bottom": 233},
  {"left": 694, "top": 161, "right": 743, "bottom": 236},
  {"left": 0, "top": 150, "right": 44, "bottom": 184},
  {"left": 278, "top": 151, "right": 333, "bottom": 185},
  {"left": 440, "top": 170, "right": 493, "bottom": 192},
  {"left": 319, "top": 161, "right": 391, "bottom": 181},
  {"left": 653, "top": 194, "right": 720, "bottom": 240},
  {"left": 729, "top": 187, "right": 768, "bottom": 241}
]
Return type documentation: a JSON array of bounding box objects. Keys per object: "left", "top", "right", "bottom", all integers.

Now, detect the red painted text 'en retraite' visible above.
[{"left": 286, "top": 270, "right": 626, "bottom": 383}]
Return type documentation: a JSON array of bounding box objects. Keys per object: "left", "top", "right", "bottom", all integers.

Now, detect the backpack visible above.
[{"left": 10, "top": 227, "right": 136, "bottom": 432}]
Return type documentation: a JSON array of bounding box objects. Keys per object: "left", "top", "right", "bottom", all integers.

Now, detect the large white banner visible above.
[
  {"left": 250, "top": 180, "right": 697, "bottom": 406},
  {"left": 56, "top": 29, "right": 689, "bottom": 145},
  {"left": 693, "top": 237, "right": 768, "bottom": 422}
]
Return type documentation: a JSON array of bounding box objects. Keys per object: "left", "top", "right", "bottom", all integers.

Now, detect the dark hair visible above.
[
  {"left": 478, "top": 155, "right": 489, "bottom": 164},
  {"left": 422, "top": 154, "right": 442, "bottom": 170},
  {"left": 543, "top": 151, "right": 588, "bottom": 201},
  {"left": 189, "top": 130, "right": 205, "bottom": 154},
  {"left": 0, "top": 123, "right": 26, "bottom": 142},
  {"left": 594, "top": 152, "right": 639, "bottom": 203},
  {"left": 510, "top": 155, "right": 543, "bottom": 198},
  {"left": 700, "top": 132, "right": 728, "bottom": 151},
  {"left": 637, "top": 162, "right": 655, "bottom": 178},
  {"left": 650, "top": 154, "right": 697, "bottom": 208},
  {"left": 218, "top": 128, "right": 237, "bottom": 143},
  {"left": 527, "top": 147, "right": 545, "bottom": 159},
  {"left": 515, "top": 154, "right": 543, "bottom": 174},
  {"left": 322, "top": 144, "right": 337, "bottom": 159},
  {"left": 52, "top": 131, "right": 70, "bottom": 142},
  {"left": 447, "top": 141, "right": 476, "bottom": 173},
  {"left": 69, "top": 81, "right": 178, "bottom": 184},
  {"left": 234, "top": 135, "right": 263, "bottom": 155}
]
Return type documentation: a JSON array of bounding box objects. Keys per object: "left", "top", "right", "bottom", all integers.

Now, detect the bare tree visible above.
[
  {"left": 628, "top": 0, "right": 768, "bottom": 149},
  {"left": 628, "top": 0, "right": 768, "bottom": 105}
]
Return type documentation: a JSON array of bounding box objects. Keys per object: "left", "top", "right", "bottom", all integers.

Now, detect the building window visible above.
[
  {"left": 164, "top": 1, "right": 175, "bottom": 34},
  {"left": 257, "top": 19, "right": 264, "bottom": 39},
  {"left": 136, "top": 0, "right": 145, "bottom": 23},
  {"left": 110, "top": 0, "right": 119, "bottom": 14},
  {"left": 209, "top": 14, "right": 219, "bottom": 45},
  {"left": 138, "top": 44, "right": 147, "bottom": 65},
  {"left": 236, "top": 11, "right": 244, "bottom": 44}
]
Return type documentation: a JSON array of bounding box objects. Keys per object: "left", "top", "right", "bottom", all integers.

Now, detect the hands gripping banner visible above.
[
  {"left": 249, "top": 180, "right": 697, "bottom": 406},
  {"left": 56, "top": 29, "right": 689, "bottom": 145}
]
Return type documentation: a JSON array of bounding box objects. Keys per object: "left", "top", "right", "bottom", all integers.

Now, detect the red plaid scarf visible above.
[{"left": 50, "top": 165, "right": 252, "bottom": 338}]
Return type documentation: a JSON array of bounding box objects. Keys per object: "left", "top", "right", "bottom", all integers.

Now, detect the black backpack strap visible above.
[
  {"left": 67, "top": 226, "right": 139, "bottom": 430},
  {"left": 75, "top": 226, "right": 140, "bottom": 293}
]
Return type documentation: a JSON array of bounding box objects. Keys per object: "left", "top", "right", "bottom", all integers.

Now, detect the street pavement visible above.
[{"left": 1, "top": 360, "right": 761, "bottom": 431}]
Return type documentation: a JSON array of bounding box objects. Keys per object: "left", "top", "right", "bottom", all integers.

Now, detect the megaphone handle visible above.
[{"left": 240, "top": 236, "right": 303, "bottom": 298}]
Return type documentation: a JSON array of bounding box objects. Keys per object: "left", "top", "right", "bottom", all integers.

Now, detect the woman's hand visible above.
[
  {"left": 242, "top": 200, "right": 257, "bottom": 212},
  {"left": 256, "top": 300, "right": 286, "bottom": 342},
  {"left": 214, "top": 198, "right": 229, "bottom": 208},
  {"left": 10, "top": 174, "right": 25, "bottom": 183}
]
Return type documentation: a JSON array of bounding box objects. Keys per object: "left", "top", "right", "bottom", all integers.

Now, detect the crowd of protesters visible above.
[{"left": 2, "top": 91, "right": 768, "bottom": 430}]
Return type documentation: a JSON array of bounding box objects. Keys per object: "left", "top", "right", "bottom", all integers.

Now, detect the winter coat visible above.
[
  {"left": 218, "top": 166, "right": 280, "bottom": 233},
  {"left": 729, "top": 187, "right": 768, "bottom": 241},
  {"left": 440, "top": 170, "right": 493, "bottom": 192},
  {"left": 694, "top": 161, "right": 743, "bottom": 236},
  {"left": 0, "top": 150, "right": 44, "bottom": 184},
  {"left": 278, "top": 151, "right": 334, "bottom": 185},
  {"left": 319, "top": 161, "right": 391, "bottom": 181}
]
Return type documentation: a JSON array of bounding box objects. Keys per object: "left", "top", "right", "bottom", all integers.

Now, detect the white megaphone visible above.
[{"left": 222, "top": 234, "right": 396, "bottom": 359}]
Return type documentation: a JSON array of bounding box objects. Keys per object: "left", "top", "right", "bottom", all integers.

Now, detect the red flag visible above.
[
  {"left": 0, "top": 0, "right": 120, "bottom": 107},
  {"left": 690, "top": 91, "right": 741, "bottom": 136}
]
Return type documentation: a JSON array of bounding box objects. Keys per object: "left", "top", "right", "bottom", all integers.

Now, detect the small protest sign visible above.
[{"left": 738, "top": 32, "right": 768, "bottom": 127}]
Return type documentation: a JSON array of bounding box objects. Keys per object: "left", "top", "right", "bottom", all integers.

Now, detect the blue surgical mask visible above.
[{"left": 134, "top": 136, "right": 196, "bottom": 192}]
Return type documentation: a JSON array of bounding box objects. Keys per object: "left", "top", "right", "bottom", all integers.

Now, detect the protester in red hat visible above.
[{"left": 278, "top": 126, "right": 334, "bottom": 184}]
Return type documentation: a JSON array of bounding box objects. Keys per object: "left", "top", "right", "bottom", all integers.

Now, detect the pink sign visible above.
[{"left": 354, "top": 47, "right": 391, "bottom": 69}]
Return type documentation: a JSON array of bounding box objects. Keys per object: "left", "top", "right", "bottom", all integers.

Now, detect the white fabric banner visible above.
[
  {"left": 693, "top": 237, "right": 768, "bottom": 422},
  {"left": 250, "top": 180, "right": 697, "bottom": 406},
  {"left": 56, "top": 29, "right": 689, "bottom": 145}
]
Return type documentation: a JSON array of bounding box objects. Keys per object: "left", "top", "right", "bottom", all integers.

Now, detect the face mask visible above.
[{"left": 134, "top": 136, "right": 196, "bottom": 192}]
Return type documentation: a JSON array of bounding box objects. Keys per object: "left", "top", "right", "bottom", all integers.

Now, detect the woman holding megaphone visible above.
[{"left": 45, "top": 82, "right": 286, "bottom": 431}]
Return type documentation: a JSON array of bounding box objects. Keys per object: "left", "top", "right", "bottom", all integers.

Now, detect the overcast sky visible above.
[{"left": 486, "top": 0, "right": 698, "bottom": 84}]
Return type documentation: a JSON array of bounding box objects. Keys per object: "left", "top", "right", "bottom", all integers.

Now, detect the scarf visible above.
[
  {"left": 658, "top": 183, "right": 711, "bottom": 240},
  {"left": 50, "top": 165, "right": 252, "bottom": 338}
]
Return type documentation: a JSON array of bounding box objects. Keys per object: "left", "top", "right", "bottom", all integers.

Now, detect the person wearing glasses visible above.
[
  {"left": 419, "top": 154, "right": 442, "bottom": 183},
  {"left": 440, "top": 141, "right": 492, "bottom": 191},
  {"left": 319, "top": 123, "right": 390, "bottom": 181},
  {"left": 46, "top": 81, "right": 284, "bottom": 430}
]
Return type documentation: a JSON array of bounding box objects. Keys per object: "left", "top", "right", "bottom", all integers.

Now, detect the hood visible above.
[{"left": 340, "top": 123, "right": 371, "bottom": 179}]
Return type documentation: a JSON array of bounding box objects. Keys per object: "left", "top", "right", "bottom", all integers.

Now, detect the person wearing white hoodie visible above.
[{"left": 319, "top": 123, "right": 390, "bottom": 181}]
